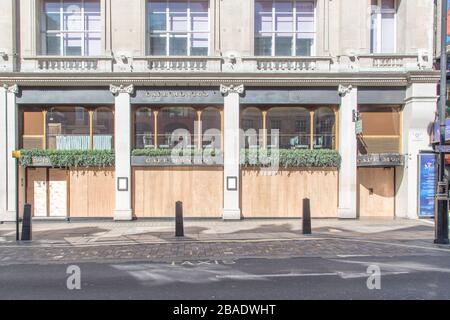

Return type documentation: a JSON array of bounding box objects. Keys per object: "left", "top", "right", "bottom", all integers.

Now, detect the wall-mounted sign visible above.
[
  {"left": 227, "top": 176, "right": 238, "bottom": 191},
  {"left": 131, "top": 155, "right": 223, "bottom": 166},
  {"left": 418, "top": 152, "right": 437, "bottom": 218},
  {"left": 31, "top": 156, "right": 52, "bottom": 167},
  {"left": 355, "top": 119, "right": 363, "bottom": 135},
  {"left": 133, "top": 88, "right": 222, "bottom": 104},
  {"left": 432, "top": 120, "right": 450, "bottom": 143},
  {"left": 117, "top": 177, "right": 128, "bottom": 192},
  {"left": 357, "top": 153, "right": 404, "bottom": 167}
]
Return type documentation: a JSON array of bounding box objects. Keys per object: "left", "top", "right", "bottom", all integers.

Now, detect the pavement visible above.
[
  {"left": 0, "top": 218, "right": 446, "bottom": 265},
  {"left": 2, "top": 218, "right": 450, "bottom": 300}
]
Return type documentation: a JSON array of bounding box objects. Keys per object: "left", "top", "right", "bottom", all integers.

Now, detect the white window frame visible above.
[
  {"left": 370, "top": 0, "right": 397, "bottom": 54},
  {"left": 147, "top": 0, "right": 210, "bottom": 56},
  {"left": 40, "top": 0, "right": 102, "bottom": 56},
  {"left": 254, "top": 0, "right": 316, "bottom": 57}
]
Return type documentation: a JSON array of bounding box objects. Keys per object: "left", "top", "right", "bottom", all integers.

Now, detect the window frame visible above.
[
  {"left": 147, "top": 0, "right": 210, "bottom": 56},
  {"left": 254, "top": 0, "right": 317, "bottom": 57},
  {"left": 370, "top": 0, "right": 397, "bottom": 54},
  {"left": 40, "top": 0, "right": 102, "bottom": 56}
]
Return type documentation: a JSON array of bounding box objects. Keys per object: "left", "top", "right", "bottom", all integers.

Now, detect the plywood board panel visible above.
[
  {"left": 133, "top": 167, "right": 223, "bottom": 218},
  {"left": 358, "top": 168, "right": 395, "bottom": 218},
  {"left": 241, "top": 168, "right": 338, "bottom": 218},
  {"left": 26, "top": 168, "right": 47, "bottom": 217},
  {"left": 48, "top": 169, "right": 68, "bottom": 217}
]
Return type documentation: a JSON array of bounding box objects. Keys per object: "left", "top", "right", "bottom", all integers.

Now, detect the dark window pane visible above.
[
  {"left": 255, "top": 37, "right": 272, "bottom": 56},
  {"left": 150, "top": 13, "right": 166, "bottom": 31},
  {"left": 275, "top": 36, "right": 292, "bottom": 56},
  {"left": 169, "top": 36, "right": 187, "bottom": 55},
  {"left": 150, "top": 36, "right": 167, "bottom": 55},
  {"left": 46, "top": 34, "right": 61, "bottom": 55},
  {"left": 296, "top": 38, "right": 313, "bottom": 56}
]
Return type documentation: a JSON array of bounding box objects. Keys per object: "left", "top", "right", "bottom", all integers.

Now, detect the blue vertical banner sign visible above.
[{"left": 418, "top": 153, "right": 438, "bottom": 217}]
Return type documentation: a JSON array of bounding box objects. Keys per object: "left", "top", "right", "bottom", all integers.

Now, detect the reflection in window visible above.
[
  {"left": 158, "top": 107, "right": 196, "bottom": 148},
  {"left": 46, "top": 106, "right": 90, "bottom": 150},
  {"left": 255, "top": 0, "right": 315, "bottom": 56},
  {"left": 241, "top": 108, "right": 263, "bottom": 148},
  {"left": 268, "top": 107, "right": 310, "bottom": 149},
  {"left": 201, "top": 108, "right": 221, "bottom": 150},
  {"left": 135, "top": 107, "right": 154, "bottom": 149},
  {"left": 370, "top": 0, "right": 396, "bottom": 53},
  {"left": 93, "top": 107, "right": 114, "bottom": 150},
  {"left": 314, "top": 107, "right": 335, "bottom": 149},
  {"left": 148, "top": 0, "right": 209, "bottom": 56},
  {"left": 42, "top": 0, "right": 101, "bottom": 56}
]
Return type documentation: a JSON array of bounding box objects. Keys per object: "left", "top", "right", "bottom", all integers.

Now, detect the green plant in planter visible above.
[
  {"left": 19, "top": 149, "right": 115, "bottom": 168},
  {"left": 241, "top": 149, "right": 341, "bottom": 168}
]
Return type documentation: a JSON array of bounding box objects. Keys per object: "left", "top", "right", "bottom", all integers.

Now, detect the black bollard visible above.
[
  {"left": 175, "top": 201, "right": 184, "bottom": 237},
  {"left": 21, "top": 204, "right": 32, "bottom": 241},
  {"left": 302, "top": 198, "right": 312, "bottom": 235}
]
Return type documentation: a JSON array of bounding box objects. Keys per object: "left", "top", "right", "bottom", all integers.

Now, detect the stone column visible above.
[
  {"left": 396, "top": 82, "right": 437, "bottom": 219},
  {"left": 221, "top": 84, "right": 244, "bottom": 220},
  {"left": 337, "top": 84, "right": 358, "bottom": 219},
  {"left": 0, "top": 84, "right": 19, "bottom": 222},
  {"left": 110, "top": 84, "right": 134, "bottom": 221}
]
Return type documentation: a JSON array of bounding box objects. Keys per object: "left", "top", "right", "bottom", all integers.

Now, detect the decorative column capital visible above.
[
  {"left": 110, "top": 84, "right": 134, "bottom": 96},
  {"left": 338, "top": 84, "right": 353, "bottom": 97},
  {"left": 3, "top": 84, "right": 19, "bottom": 95},
  {"left": 220, "top": 84, "right": 245, "bottom": 96}
]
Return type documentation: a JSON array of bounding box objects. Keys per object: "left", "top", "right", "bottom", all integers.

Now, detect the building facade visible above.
[{"left": 0, "top": 0, "right": 440, "bottom": 222}]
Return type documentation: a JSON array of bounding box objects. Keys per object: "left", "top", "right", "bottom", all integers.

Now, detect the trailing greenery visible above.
[
  {"left": 132, "top": 148, "right": 221, "bottom": 157},
  {"left": 19, "top": 149, "right": 115, "bottom": 168},
  {"left": 241, "top": 149, "right": 341, "bottom": 168}
]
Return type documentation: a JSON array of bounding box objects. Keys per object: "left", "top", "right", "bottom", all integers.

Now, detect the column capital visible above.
[
  {"left": 3, "top": 84, "right": 19, "bottom": 95},
  {"left": 338, "top": 84, "right": 353, "bottom": 97},
  {"left": 220, "top": 84, "right": 245, "bottom": 96},
  {"left": 110, "top": 84, "right": 134, "bottom": 96}
]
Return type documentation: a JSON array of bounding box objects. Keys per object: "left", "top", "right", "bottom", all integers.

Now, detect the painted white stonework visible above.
[
  {"left": 396, "top": 82, "right": 437, "bottom": 219},
  {"left": 0, "top": 86, "right": 7, "bottom": 221},
  {"left": 222, "top": 84, "right": 243, "bottom": 220},
  {"left": 338, "top": 85, "right": 358, "bottom": 219},
  {"left": 111, "top": 84, "right": 133, "bottom": 221}
]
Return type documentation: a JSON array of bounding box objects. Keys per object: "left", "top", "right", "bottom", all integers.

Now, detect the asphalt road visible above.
[{"left": 1, "top": 254, "right": 450, "bottom": 300}]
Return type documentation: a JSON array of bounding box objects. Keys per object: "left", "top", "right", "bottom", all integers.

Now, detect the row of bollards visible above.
[{"left": 174, "top": 198, "right": 312, "bottom": 238}]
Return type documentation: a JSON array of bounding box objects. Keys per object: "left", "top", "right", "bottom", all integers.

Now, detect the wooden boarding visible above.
[
  {"left": 241, "top": 168, "right": 338, "bottom": 218},
  {"left": 133, "top": 167, "right": 223, "bottom": 218},
  {"left": 69, "top": 169, "right": 115, "bottom": 217},
  {"left": 358, "top": 167, "right": 395, "bottom": 218}
]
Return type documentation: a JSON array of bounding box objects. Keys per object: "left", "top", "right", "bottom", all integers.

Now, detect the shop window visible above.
[
  {"left": 135, "top": 107, "right": 154, "bottom": 149},
  {"left": 201, "top": 107, "right": 221, "bottom": 150},
  {"left": 158, "top": 107, "right": 196, "bottom": 148},
  {"left": 268, "top": 107, "right": 310, "bottom": 149},
  {"left": 241, "top": 107, "right": 263, "bottom": 148},
  {"left": 148, "top": 0, "right": 209, "bottom": 56},
  {"left": 92, "top": 107, "right": 114, "bottom": 150},
  {"left": 21, "top": 107, "right": 45, "bottom": 149},
  {"left": 46, "top": 106, "right": 90, "bottom": 150},
  {"left": 255, "top": 0, "right": 315, "bottom": 56},
  {"left": 358, "top": 106, "right": 401, "bottom": 155},
  {"left": 314, "top": 107, "right": 335, "bottom": 149},
  {"left": 41, "top": 0, "right": 101, "bottom": 56}
]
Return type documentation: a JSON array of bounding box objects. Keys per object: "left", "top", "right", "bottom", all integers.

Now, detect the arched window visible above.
[
  {"left": 267, "top": 107, "right": 310, "bottom": 149},
  {"left": 241, "top": 107, "right": 263, "bottom": 148},
  {"left": 46, "top": 106, "right": 90, "bottom": 150},
  {"left": 135, "top": 107, "right": 154, "bottom": 149},
  {"left": 314, "top": 107, "right": 335, "bottom": 149},
  {"left": 93, "top": 107, "right": 114, "bottom": 150},
  {"left": 158, "top": 107, "right": 196, "bottom": 148},
  {"left": 201, "top": 107, "right": 221, "bottom": 150}
]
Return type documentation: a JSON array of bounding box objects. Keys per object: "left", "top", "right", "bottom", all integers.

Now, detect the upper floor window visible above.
[
  {"left": 41, "top": 0, "right": 101, "bottom": 56},
  {"left": 148, "top": 0, "right": 209, "bottom": 56},
  {"left": 255, "top": 0, "right": 315, "bottom": 57},
  {"left": 370, "top": 0, "right": 396, "bottom": 54}
]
